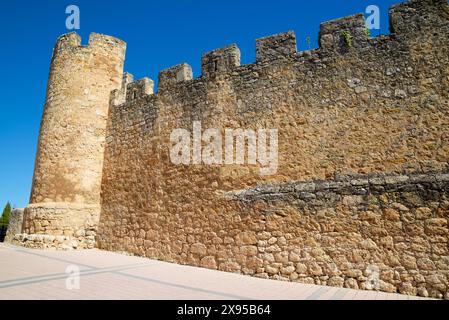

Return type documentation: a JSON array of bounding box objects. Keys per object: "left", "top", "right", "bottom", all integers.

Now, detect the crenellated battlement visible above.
[
  {"left": 158, "top": 63, "right": 193, "bottom": 91},
  {"left": 109, "top": 0, "right": 448, "bottom": 108},
  {"left": 54, "top": 32, "right": 81, "bottom": 50},
  {"left": 110, "top": 73, "right": 156, "bottom": 105},
  {"left": 201, "top": 44, "right": 241, "bottom": 78},
  {"left": 110, "top": 72, "right": 134, "bottom": 106},
  {"left": 318, "top": 14, "right": 368, "bottom": 51},
  {"left": 389, "top": 0, "right": 449, "bottom": 35},
  {"left": 256, "top": 31, "right": 297, "bottom": 61},
  {"left": 88, "top": 33, "right": 127, "bottom": 56},
  {"left": 53, "top": 32, "right": 126, "bottom": 59},
  {"left": 126, "top": 77, "right": 154, "bottom": 102}
]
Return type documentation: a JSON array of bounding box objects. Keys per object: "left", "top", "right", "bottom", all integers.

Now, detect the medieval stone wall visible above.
[{"left": 97, "top": 0, "right": 449, "bottom": 298}]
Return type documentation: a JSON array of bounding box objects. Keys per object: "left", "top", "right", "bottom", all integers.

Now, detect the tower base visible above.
[{"left": 12, "top": 202, "right": 100, "bottom": 250}]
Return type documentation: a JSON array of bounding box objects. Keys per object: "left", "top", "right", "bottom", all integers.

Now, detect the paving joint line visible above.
[
  {"left": 0, "top": 262, "right": 155, "bottom": 289},
  {"left": 113, "top": 270, "right": 254, "bottom": 300},
  {"left": 306, "top": 286, "right": 331, "bottom": 300},
  {"left": 13, "top": 248, "right": 97, "bottom": 269}
]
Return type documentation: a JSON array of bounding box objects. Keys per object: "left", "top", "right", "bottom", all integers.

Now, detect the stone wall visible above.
[
  {"left": 4, "top": 208, "right": 24, "bottom": 243},
  {"left": 97, "top": 0, "right": 449, "bottom": 298},
  {"left": 225, "top": 172, "right": 449, "bottom": 299},
  {"left": 15, "top": 203, "right": 99, "bottom": 249},
  {"left": 97, "top": 1, "right": 449, "bottom": 298}
]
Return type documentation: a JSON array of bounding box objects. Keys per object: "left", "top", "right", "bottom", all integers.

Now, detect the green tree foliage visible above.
[
  {"left": 341, "top": 30, "right": 353, "bottom": 47},
  {"left": 0, "top": 202, "right": 11, "bottom": 228}
]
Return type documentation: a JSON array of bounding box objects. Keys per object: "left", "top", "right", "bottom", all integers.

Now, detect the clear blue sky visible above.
[{"left": 0, "top": 0, "right": 400, "bottom": 209}]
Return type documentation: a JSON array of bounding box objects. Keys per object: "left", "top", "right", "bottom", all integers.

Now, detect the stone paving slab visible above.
[{"left": 0, "top": 243, "right": 430, "bottom": 300}]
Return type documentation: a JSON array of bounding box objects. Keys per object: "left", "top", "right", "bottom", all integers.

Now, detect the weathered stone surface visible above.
[
  {"left": 190, "top": 243, "right": 207, "bottom": 256},
  {"left": 328, "top": 276, "right": 345, "bottom": 287},
  {"left": 219, "top": 261, "right": 241, "bottom": 272},
  {"left": 235, "top": 231, "right": 258, "bottom": 245},
  {"left": 4, "top": 208, "right": 24, "bottom": 243},
  {"left": 345, "top": 278, "right": 359, "bottom": 289},
  {"left": 200, "top": 256, "right": 218, "bottom": 269}
]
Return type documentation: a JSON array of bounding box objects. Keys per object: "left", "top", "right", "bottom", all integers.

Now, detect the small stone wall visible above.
[
  {"left": 13, "top": 202, "right": 99, "bottom": 249},
  {"left": 4, "top": 208, "right": 24, "bottom": 243}
]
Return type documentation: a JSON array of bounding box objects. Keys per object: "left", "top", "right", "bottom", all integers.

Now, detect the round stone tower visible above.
[{"left": 21, "top": 32, "right": 126, "bottom": 249}]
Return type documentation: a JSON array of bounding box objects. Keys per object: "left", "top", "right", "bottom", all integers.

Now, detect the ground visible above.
[{"left": 0, "top": 243, "right": 429, "bottom": 300}]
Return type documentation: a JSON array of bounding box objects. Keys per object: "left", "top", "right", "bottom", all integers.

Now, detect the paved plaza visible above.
[{"left": 0, "top": 243, "right": 429, "bottom": 300}]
